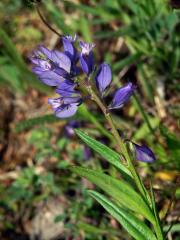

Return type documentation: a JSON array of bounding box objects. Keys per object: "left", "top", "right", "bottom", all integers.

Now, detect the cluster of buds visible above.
[{"left": 30, "top": 35, "right": 156, "bottom": 163}]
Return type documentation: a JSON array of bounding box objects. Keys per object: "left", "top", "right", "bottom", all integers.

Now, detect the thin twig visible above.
[{"left": 35, "top": 3, "right": 62, "bottom": 37}]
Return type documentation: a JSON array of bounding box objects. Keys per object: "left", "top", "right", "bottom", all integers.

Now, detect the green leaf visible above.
[
  {"left": 133, "top": 117, "right": 160, "bottom": 141},
  {"left": 70, "top": 166, "right": 155, "bottom": 224},
  {"left": 15, "top": 114, "right": 59, "bottom": 132},
  {"left": 89, "top": 191, "right": 157, "bottom": 240},
  {"left": 77, "top": 221, "right": 120, "bottom": 236},
  {"left": 113, "top": 53, "right": 142, "bottom": 72},
  {"left": 0, "top": 28, "right": 50, "bottom": 93},
  {"left": 75, "top": 129, "right": 131, "bottom": 179},
  {"left": 0, "top": 64, "right": 23, "bottom": 92}
]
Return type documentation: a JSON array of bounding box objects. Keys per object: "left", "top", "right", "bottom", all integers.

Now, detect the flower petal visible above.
[
  {"left": 95, "top": 63, "right": 112, "bottom": 93},
  {"left": 56, "top": 80, "right": 77, "bottom": 97},
  {"left": 134, "top": 143, "right": 156, "bottom": 163},
  {"left": 38, "top": 70, "right": 64, "bottom": 86},
  {"left": 79, "top": 41, "right": 95, "bottom": 55},
  {"left": 63, "top": 96, "right": 82, "bottom": 104},
  {"left": 80, "top": 52, "right": 94, "bottom": 75},
  {"left": 62, "top": 37, "right": 75, "bottom": 60},
  {"left": 51, "top": 51, "right": 71, "bottom": 73},
  {"left": 79, "top": 41, "right": 95, "bottom": 75},
  {"left": 109, "top": 82, "right": 136, "bottom": 109},
  {"left": 48, "top": 95, "right": 82, "bottom": 118},
  {"left": 80, "top": 55, "right": 89, "bottom": 75},
  {"left": 55, "top": 103, "right": 78, "bottom": 118},
  {"left": 39, "top": 45, "right": 52, "bottom": 60}
]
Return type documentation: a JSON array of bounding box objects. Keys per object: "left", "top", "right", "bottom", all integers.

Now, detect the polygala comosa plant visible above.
[{"left": 30, "top": 34, "right": 166, "bottom": 240}]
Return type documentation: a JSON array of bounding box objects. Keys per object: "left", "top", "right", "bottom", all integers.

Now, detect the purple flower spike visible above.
[
  {"left": 95, "top": 63, "right": 112, "bottom": 94},
  {"left": 133, "top": 143, "right": 156, "bottom": 163},
  {"left": 109, "top": 82, "right": 136, "bottom": 109},
  {"left": 48, "top": 96, "right": 82, "bottom": 118},
  {"left": 62, "top": 34, "right": 77, "bottom": 61},
  {"left": 79, "top": 41, "right": 95, "bottom": 75}
]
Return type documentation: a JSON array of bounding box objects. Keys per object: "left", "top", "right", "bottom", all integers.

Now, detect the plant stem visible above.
[
  {"left": 87, "top": 84, "right": 147, "bottom": 199},
  {"left": 150, "top": 182, "right": 164, "bottom": 240}
]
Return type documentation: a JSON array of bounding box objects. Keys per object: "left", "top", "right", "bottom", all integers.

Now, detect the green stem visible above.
[{"left": 150, "top": 182, "right": 164, "bottom": 240}]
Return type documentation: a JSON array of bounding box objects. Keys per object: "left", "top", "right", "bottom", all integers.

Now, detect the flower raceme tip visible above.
[{"left": 31, "top": 35, "right": 136, "bottom": 118}]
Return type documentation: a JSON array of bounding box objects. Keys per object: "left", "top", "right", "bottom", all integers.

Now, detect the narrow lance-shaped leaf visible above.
[
  {"left": 75, "top": 129, "right": 132, "bottom": 179},
  {"left": 89, "top": 190, "right": 157, "bottom": 240},
  {"left": 70, "top": 166, "right": 155, "bottom": 224}
]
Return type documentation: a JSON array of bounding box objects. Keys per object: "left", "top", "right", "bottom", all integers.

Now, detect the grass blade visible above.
[{"left": 75, "top": 129, "right": 131, "bottom": 179}]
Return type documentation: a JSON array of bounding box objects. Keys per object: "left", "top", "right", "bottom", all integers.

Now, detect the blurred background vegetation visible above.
[{"left": 0, "top": 0, "right": 179, "bottom": 239}]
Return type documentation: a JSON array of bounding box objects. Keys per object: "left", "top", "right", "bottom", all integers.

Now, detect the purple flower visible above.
[
  {"left": 48, "top": 95, "right": 82, "bottom": 118},
  {"left": 62, "top": 34, "right": 78, "bottom": 61},
  {"left": 109, "top": 82, "right": 136, "bottom": 109},
  {"left": 79, "top": 41, "right": 95, "bottom": 75},
  {"left": 32, "top": 66, "right": 64, "bottom": 86},
  {"left": 133, "top": 143, "right": 156, "bottom": 163},
  {"left": 30, "top": 46, "right": 72, "bottom": 87},
  {"left": 95, "top": 63, "right": 112, "bottom": 94}
]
